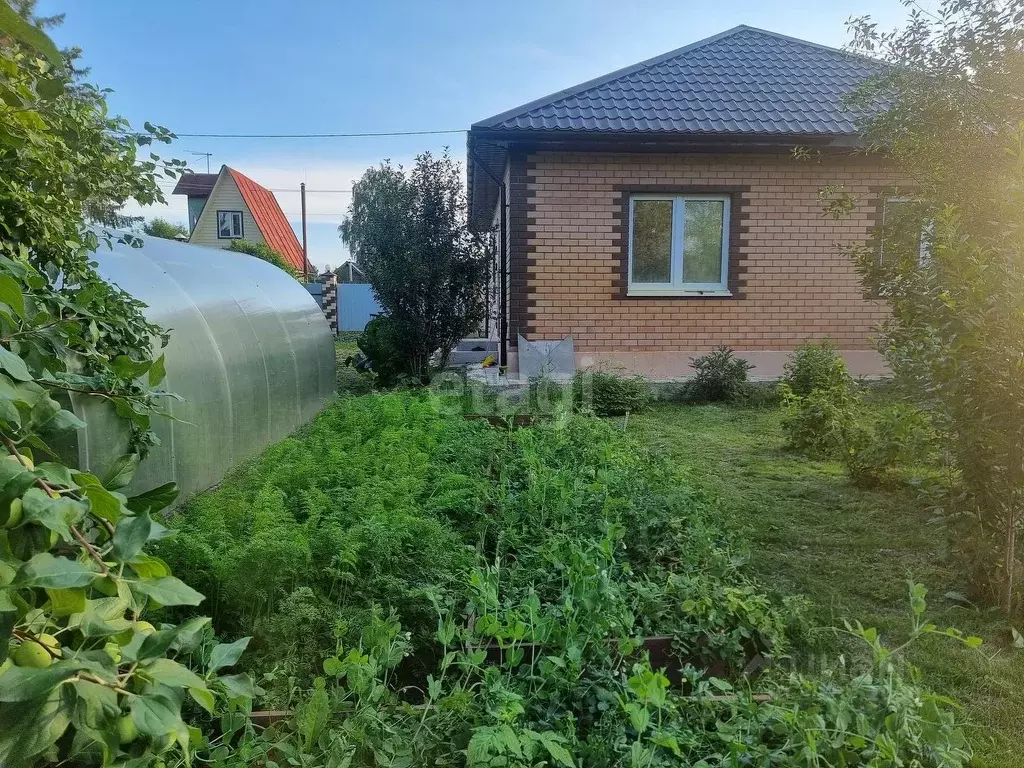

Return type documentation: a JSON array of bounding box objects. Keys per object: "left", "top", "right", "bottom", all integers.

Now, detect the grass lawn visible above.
[{"left": 628, "top": 403, "right": 1024, "bottom": 767}]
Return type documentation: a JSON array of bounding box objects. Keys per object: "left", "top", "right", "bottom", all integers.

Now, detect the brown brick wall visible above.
[{"left": 517, "top": 151, "right": 900, "bottom": 354}]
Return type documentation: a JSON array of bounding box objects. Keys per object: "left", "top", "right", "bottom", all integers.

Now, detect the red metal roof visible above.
[{"left": 227, "top": 168, "right": 307, "bottom": 274}]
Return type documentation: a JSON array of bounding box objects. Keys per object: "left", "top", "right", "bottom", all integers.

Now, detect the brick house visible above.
[{"left": 467, "top": 26, "right": 899, "bottom": 378}]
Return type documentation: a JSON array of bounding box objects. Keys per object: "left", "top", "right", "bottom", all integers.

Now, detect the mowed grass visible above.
[{"left": 627, "top": 403, "right": 1024, "bottom": 768}]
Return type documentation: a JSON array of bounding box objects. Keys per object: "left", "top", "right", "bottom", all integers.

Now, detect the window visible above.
[
  {"left": 880, "top": 197, "right": 932, "bottom": 266},
  {"left": 628, "top": 194, "right": 730, "bottom": 295},
  {"left": 217, "top": 210, "right": 243, "bottom": 239}
]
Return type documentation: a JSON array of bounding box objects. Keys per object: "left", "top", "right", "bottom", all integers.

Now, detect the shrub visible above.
[
  {"left": 687, "top": 346, "right": 753, "bottom": 403},
  {"left": 227, "top": 238, "right": 303, "bottom": 279},
  {"left": 781, "top": 384, "right": 863, "bottom": 458},
  {"left": 844, "top": 403, "right": 937, "bottom": 487},
  {"left": 355, "top": 316, "right": 406, "bottom": 387},
  {"left": 783, "top": 339, "right": 853, "bottom": 396},
  {"left": 572, "top": 369, "right": 652, "bottom": 416}
]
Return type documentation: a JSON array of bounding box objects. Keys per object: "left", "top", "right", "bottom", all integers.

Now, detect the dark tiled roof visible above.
[
  {"left": 227, "top": 168, "right": 307, "bottom": 273},
  {"left": 171, "top": 173, "right": 218, "bottom": 197},
  {"left": 473, "top": 26, "right": 883, "bottom": 136}
]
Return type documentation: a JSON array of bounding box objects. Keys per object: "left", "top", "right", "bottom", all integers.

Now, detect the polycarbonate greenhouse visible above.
[{"left": 68, "top": 234, "right": 335, "bottom": 500}]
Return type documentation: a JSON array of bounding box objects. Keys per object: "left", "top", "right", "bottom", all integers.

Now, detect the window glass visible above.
[
  {"left": 631, "top": 199, "right": 673, "bottom": 284},
  {"left": 683, "top": 200, "right": 725, "bottom": 283},
  {"left": 218, "top": 211, "right": 242, "bottom": 238}
]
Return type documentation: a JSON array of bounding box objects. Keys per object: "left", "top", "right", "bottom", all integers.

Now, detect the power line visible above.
[{"left": 120, "top": 128, "right": 465, "bottom": 140}]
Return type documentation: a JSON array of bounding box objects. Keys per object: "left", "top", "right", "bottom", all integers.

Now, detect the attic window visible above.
[
  {"left": 628, "top": 194, "right": 731, "bottom": 296},
  {"left": 217, "top": 211, "right": 243, "bottom": 239}
]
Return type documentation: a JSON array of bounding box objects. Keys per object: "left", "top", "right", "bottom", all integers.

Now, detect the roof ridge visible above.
[{"left": 472, "top": 25, "right": 876, "bottom": 130}]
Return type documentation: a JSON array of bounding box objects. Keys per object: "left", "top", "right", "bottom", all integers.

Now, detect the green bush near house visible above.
[
  {"left": 780, "top": 383, "right": 862, "bottom": 459},
  {"left": 782, "top": 338, "right": 853, "bottom": 396},
  {"left": 572, "top": 369, "right": 652, "bottom": 415},
  {"left": 844, "top": 403, "right": 939, "bottom": 488},
  {"left": 686, "top": 346, "right": 754, "bottom": 403}
]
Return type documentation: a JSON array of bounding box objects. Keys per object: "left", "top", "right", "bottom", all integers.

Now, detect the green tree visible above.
[
  {"left": 226, "top": 239, "right": 302, "bottom": 280},
  {"left": 141, "top": 217, "right": 188, "bottom": 241},
  {"left": 834, "top": 1, "right": 1024, "bottom": 613},
  {"left": 0, "top": 12, "right": 253, "bottom": 765},
  {"left": 339, "top": 151, "right": 489, "bottom": 379}
]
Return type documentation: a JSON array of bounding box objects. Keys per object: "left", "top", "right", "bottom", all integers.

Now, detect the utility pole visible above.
[{"left": 300, "top": 182, "right": 309, "bottom": 280}]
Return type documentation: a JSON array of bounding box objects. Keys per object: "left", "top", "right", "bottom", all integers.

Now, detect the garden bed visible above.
[{"left": 156, "top": 393, "right": 979, "bottom": 766}]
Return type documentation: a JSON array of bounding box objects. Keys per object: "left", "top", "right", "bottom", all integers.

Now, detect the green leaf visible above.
[
  {"left": 0, "top": 3, "right": 64, "bottom": 66},
  {"left": 188, "top": 686, "right": 216, "bottom": 714},
  {"left": 145, "top": 658, "right": 208, "bottom": 691},
  {"left": 169, "top": 616, "right": 211, "bottom": 654},
  {"left": 0, "top": 275, "right": 24, "bottom": 318},
  {"left": 35, "top": 463, "right": 74, "bottom": 488},
  {"left": 21, "top": 488, "right": 88, "bottom": 541},
  {"left": 0, "top": 345, "right": 31, "bottom": 382},
  {"left": 102, "top": 453, "right": 139, "bottom": 491},
  {"left": 0, "top": 690, "right": 70, "bottom": 768},
  {"left": 537, "top": 733, "right": 576, "bottom": 768},
  {"left": 149, "top": 354, "right": 167, "bottom": 387},
  {"left": 0, "top": 661, "right": 82, "bottom": 702},
  {"left": 218, "top": 673, "right": 255, "bottom": 701},
  {"left": 45, "top": 587, "right": 86, "bottom": 617},
  {"left": 37, "top": 408, "right": 86, "bottom": 435},
  {"left": 69, "top": 679, "right": 119, "bottom": 730},
  {"left": 111, "top": 512, "right": 151, "bottom": 561},
  {"left": 208, "top": 636, "right": 250, "bottom": 673},
  {"left": 130, "top": 576, "right": 204, "bottom": 607},
  {"left": 111, "top": 355, "right": 151, "bottom": 381},
  {"left": 81, "top": 485, "right": 125, "bottom": 523},
  {"left": 134, "top": 628, "right": 183, "bottom": 664},
  {"left": 130, "top": 690, "right": 183, "bottom": 739},
  {"left": 126, "top": 482, "right": 178, "bottom": 514},
  {"left": 14, "top": 553, "right": 97, "bottom": 589},
  {"left": 129, "top": 552, "right": 170, "bottom": 579}
]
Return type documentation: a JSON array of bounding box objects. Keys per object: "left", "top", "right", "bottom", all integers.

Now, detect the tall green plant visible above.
[
  {"left": 0, "top": 16, "right": 253, "bottom": 765},
  {"left": 829, "top": 2, "right": 1024, "bottom": 612},
  {"left": 339, "top": 151, "right": 490, "bottom": 379}
]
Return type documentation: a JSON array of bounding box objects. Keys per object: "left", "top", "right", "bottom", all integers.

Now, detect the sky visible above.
[{"left": 41, "top": 0, "right": 910, "bottom": 271}]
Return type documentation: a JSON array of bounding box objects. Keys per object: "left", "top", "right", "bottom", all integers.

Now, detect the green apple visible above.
[
  {"left": 116, "top": 715, "right": 139, "bottom": 745},
  {"left": 12, "top": 634, "right": 59, "bottom": 668}
]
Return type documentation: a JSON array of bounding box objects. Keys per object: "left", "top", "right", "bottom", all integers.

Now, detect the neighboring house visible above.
[
  {"left": 334, "top": 260, "right": 368, "bottom": 284},
  {"left": 467, "top": 25, "right": 902, "bottom": 378},
  {"left": 171, "top": 165, "right": 307, "bottom": 275}
]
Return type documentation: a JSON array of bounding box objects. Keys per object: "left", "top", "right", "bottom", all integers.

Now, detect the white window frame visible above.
[
  {"left": 627, "top": 194, "right": 731, "bottom": 296},
  {"left": 217, "top": 210, "right": 244, "bottom": 239},
  {"left": 881, "top": 196, "right": 932, "bottom": 266}
]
